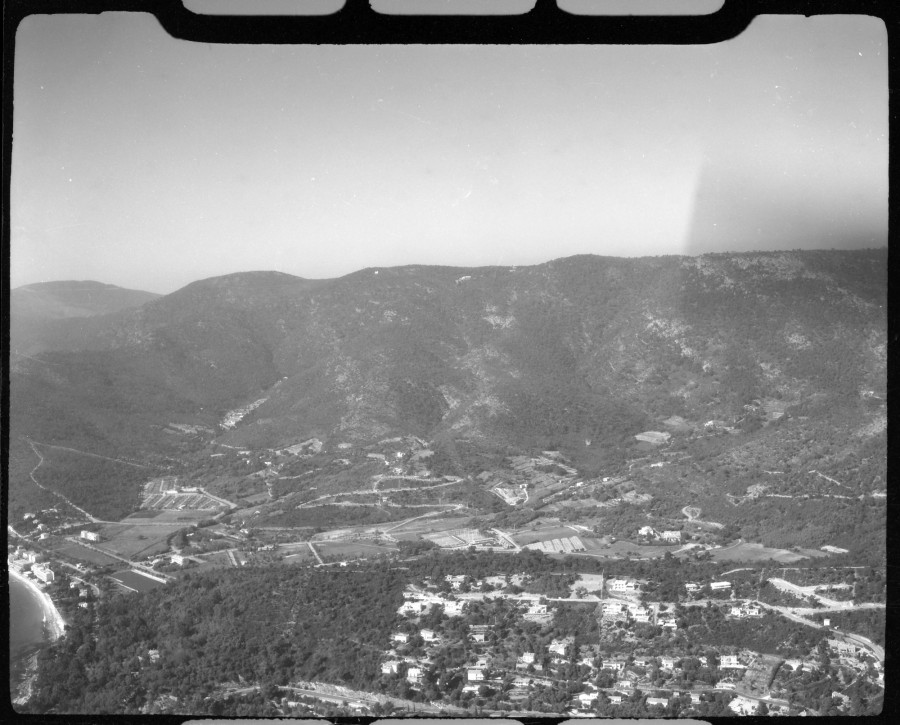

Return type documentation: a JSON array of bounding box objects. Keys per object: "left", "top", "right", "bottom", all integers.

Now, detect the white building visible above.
[
  {"left": 607, "top": 578, "right": 639, "bottom": 593},
  {"left": 720, "top": 655, "right": 745, "bottom": 669},
  {"left": 549, "top": 638, "right": 573, "bottom": 656},
  {"left": 32, "top": 564, "right": 54, "bottom": 583},
  {"left": 710, "top": 581, "right": 731, "bottom": 590}
]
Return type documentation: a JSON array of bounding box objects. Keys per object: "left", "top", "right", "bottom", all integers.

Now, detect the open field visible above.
[
  {"left": 187, "top": 551, "right": 234, "bottom": 572},
  {"left": 374, "top": 515, "right": 473, "bottom": 536},
  {"left": 577, "top": 539, "right": 681, "bottom": 559},
  {"left": 110, "top": 569, "right": 167, "bottom": 593},
  {"left": 315, "top": 540, "right": 398, "bottom": 560},
  {"left": 51, "top": 541, "right": 121, "bottom": 566},
  {"left": 126, "top": 509, "right": 163, "bottom": 519},
  {"left": 282, "top": 547, "right": 316, "bottom": 562},
  {"left": 96, "top": 522, "right": 184, "bottom": 559},
  {"left": 122, "top": 510, "right": 207, "bottom": 524},
  {"left": 510, "top": 525, "right": 577, "bottom": 546},
  {"left": 708, "top": 542, "right": 827, "bottom": 564}
]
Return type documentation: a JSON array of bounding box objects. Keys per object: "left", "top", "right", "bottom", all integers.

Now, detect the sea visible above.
[{"left": 8, "top": 574, "right": 48, "bottom": 700}]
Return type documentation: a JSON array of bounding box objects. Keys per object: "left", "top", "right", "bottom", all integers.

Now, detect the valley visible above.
[{"left": 7, "top": 250, "right": 886, "bottom": 716}]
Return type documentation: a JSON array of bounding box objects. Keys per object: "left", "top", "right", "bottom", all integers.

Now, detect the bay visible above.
[{"left": 8, "top": 574, "right": 48, "bottom": 697}]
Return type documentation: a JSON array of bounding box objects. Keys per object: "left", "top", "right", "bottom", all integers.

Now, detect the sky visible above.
[{"left": 11, "top": 12, "right": 887, "bottom": 294}]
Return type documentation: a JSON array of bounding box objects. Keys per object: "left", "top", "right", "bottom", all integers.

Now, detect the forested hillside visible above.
[
  {"left": 25, "top": 565, "right": 405, "bottom": 714},
  {"left": 8, "top": 250, "right": 886, "bottom": 530}
]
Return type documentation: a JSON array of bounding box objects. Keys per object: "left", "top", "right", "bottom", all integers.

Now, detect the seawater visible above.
[{"left": 8, "top": 574, "right": 48, "bottom": 696}]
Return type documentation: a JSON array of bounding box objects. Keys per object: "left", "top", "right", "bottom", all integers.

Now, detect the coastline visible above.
[
  {"left": 9, "top": 569, "right": 66, "bottom": 708},
  {"left": 8, "top": 567, "right": 66, "bottom": 639}
]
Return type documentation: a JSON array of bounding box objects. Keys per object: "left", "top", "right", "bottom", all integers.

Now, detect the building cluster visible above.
[
  {"left": 377, "top": 569, "right": 871, "bottom": 716},
  {"left": 637, "top": 526, "right": 683, "bottom": 543}
]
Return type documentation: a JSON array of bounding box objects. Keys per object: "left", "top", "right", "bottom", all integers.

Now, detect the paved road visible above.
[{"left": 754, "top": 601, "right": 884, "bottom": 663}]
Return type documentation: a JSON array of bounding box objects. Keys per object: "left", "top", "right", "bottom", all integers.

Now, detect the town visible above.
[{"left": 8, "top": 430, "right": 885, "bottom": 717}]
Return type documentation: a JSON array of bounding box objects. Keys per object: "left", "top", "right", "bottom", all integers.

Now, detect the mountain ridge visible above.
[{"left": 8, "top": 249, "right": 887, "bottom": 540}]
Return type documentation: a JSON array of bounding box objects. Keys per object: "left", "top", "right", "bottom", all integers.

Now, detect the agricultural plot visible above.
[
  {"left": 52, "top": 541, "right": 122, "bottom": 566},
  {"left": 315, "top": 540, "right": 398, "bottom": 560},
  {"left": 522, "top": 536, "right": 586, "bottom": 553},
  {"left": 282, "top": 547, "right": 316, "bottom": 563},
  {"left": 510, "top": 525, "right": 576, "bottom": 546},
  {"left": 140, "top": 490, "right": 222, "bottom": 511},
  {"left": 127, "top": 509, "right": 208, "bottom": 524},
  {"left": 574, "top": 539, "right": 679, "bottom": 559},
  {"left": 110, "top": 569, "right": 167, "bottom": 593},
  {"left": 96, "top": 522, "right": 184, "bottom": 559},
  {"left": 422, "top": 528, "right": 497, "bottom": 549},
  {"left": 709, "top": 542, "right": 822, "bottom": 564},
  {"left": 390, "top": 515, "right": 471, "bottom": 535}
]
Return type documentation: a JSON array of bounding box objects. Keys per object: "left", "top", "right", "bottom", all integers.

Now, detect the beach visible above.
[
  {"left": 9, "top": 568, "right": 66, "bottom": 707},
  {"left": 9, "top": 567, "right": 66, "bottom": 640}
]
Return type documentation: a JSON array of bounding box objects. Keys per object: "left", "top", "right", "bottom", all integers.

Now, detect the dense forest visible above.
[{"left": 24, "top": 564, "right": 406, "bottom": 714}]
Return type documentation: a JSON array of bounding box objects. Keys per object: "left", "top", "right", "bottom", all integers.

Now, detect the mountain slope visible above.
[
  {"left": 10, "top": 280, "right": 161, "bottom": 356},
  {"left": 8, "top": 250, "right": 887, "bottom": 529}
]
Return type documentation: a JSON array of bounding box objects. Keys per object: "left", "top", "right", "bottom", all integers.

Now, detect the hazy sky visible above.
[{"left": 11, "top": 13, "right": 887, "bottom": 293}]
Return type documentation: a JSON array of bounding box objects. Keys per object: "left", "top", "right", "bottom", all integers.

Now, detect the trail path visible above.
[
  {"left": 28, "top": 438, "right": 151, "bottom": 468},
  {"left": 25, "top": 439, "right": 99, "bottom": 522}
]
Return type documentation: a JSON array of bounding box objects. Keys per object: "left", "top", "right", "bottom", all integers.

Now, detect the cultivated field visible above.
[
  {"left": 96, "top": 522, "right": 185, "bottom": 559},
  {"left": 110, "top": 569, "right": 167, "bottom": 593},
  {"left": 708, "top": 542, "right": 824, "bottom": 563},
  {"left": 511, "top": 525, "right": 580, "bottom": 546},
  {"left": 123, "top": 510, "right": 208, "bottom": 524},
  {"left": 315, "top": 540, "right": 398, "bottom": 560},
  {"left": 52, "top": 541, "right": 122, "bottom": 566}
]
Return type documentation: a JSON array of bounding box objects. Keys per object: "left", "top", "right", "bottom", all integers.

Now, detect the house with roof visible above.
[
  {"left": 658, "top": 613, "right": 678, "bottom": 630},
  {"left": 660, "top": 656, "right": 677, "bottom": 670},
  {"left": 602, "top": 657, "right": 627, "bottom": 672},
  {"left": 710, "top": 581, "right": 731, "bottom": 590},
  {"left": 549, "top": 637, "right": 574, "bottom": 656},
  {"left": 381, "top": 660, "right": 400, "bottom": 674},
  {"left": 720, "top": 654, "right": 746, "bottom": 669},
  {"left": 607, "top": 693, "right": 623, "bottom": 705},
  {"left": 467, "top": 668, "right": 485, "bottom": 682},
  {"left": 647, "top": 696, "right": 670, "bottom": 707},
  {"left": 406, "top": 667, "right": 423, "bottom": 684},
  {"left": 607, "top": 577, "right": 640, "bottom": 594},
  {"left": 634, "top": 611, "right": 652, "bottom": 624}
]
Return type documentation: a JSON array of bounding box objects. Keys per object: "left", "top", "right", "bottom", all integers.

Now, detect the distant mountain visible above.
[
  {"left": 8, "top": 250, "right": 887, "bottom": 530},
  {"left": 10, "top": 280, "right": 160, "bottom": 356}
]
